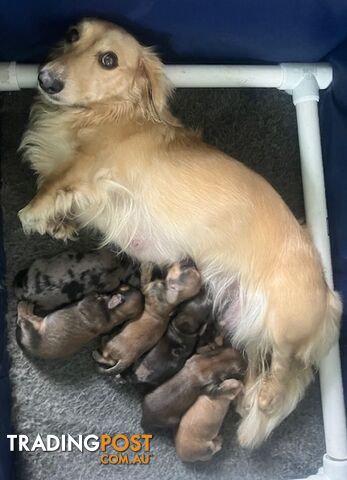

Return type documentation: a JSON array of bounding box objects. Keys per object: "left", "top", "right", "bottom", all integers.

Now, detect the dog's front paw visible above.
[{"left": 18, "top": 203, "right": 49, "bottom": 235}]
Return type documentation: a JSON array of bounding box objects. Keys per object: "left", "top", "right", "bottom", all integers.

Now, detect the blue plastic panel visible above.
[{"left": 1, "top": 1, "right": 347, "bottom": 63}]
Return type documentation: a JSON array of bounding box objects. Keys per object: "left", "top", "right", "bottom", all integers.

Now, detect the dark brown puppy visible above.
[
  {"left": 16, "top": 285, "right": 143, "bottom": 359},
  {"left": 124, "top": 292, "right": 212, "bottom": 390},
  {"left": 175, "top": 378, "right": 243, "bottom": 462},
  {"left": 141, "top": 346, "right": 246, "bottom": 429},
  {"left": 93, "top": 261, "right": 202, "bottom": 374}
]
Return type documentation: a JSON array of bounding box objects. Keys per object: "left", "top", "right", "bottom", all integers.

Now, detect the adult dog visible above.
[{"left": 18, "top": 18, "right": 341, "bottom": 448}]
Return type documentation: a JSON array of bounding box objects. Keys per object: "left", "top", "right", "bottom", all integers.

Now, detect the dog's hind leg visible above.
[{"left": 237, "top": 338, "right": 314, "bottom": 449}]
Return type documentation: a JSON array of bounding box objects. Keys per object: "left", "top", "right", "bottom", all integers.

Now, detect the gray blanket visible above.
[{"left": 1, "top": 89, "right": 324, "bottom": 480}]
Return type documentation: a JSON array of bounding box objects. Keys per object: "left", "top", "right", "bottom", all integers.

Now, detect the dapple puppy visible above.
[
  {"left": 141, "top": 346, "right": 245, "bottom": 429},
  {"left": 125, "top": 291, "right": 212, "bottom": 390},
  {"left": 14, "top": 249, "right": 140, "bottom": 312},
  {"left": 175, "top": 378, "right": 243, "bottom": 462},
  {"left": 16, "top": 285, "right": 143, "bottom": 359},
  {"left": 93, "top": 261, "right": 201, "bottom": 374}
]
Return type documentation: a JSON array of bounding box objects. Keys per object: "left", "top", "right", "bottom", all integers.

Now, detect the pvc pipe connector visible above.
[
  {"left": 323, "top": 454, "right": 347, "bottom": 480},
  {"left": 295, "top": 455, "right": 347, "bottom": 480},
  {"left": 279, "top": 63, "right": 332, "bottom": 91},
  {"left": 292, "top": 73, "right": 320, "bottom": 105}
]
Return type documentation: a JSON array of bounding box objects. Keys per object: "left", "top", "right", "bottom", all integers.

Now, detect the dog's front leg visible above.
[{"left": 18, "top": 161, "right": 89, "bottom": 241}]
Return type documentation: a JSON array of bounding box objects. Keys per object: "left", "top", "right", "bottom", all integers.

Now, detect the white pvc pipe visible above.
[
  {"left": 294, "top": 76, "right": 347, "bottom": 464},
  {"left": 0, "top": 62, "right": 38, "bottom": 90},
  {"left": 0, "top": 62, "right": 333, "bottom": 91},
  {"left": 166, "top": 64, "right": 284, "bottom": 88},
  {"left": 15, "top": 64, "right": 39, "bottom": 88}
]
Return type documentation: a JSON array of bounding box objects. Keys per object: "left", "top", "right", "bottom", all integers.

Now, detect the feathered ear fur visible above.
[{"left": 137, "top": 48, "right": 172, "bottom": 122}]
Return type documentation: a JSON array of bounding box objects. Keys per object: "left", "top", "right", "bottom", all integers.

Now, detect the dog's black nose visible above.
[{"left": 38, "top": 70, "right": 64, "bottom": 94}]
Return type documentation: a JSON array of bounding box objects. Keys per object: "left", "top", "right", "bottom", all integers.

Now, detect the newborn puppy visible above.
[
  {"left": 124, "top": 291, "right": 212, "bottom": 390},
  {"left": 175, "top": 378, "right": 243, "bottom": 462},
  {"left": 93, "top": 260, "right": 202, "bottom": 374},
  {"left": 16, "top": 285, "right": 143, "bottom": 359},
  {"left": 14, "top": 249, "right": 140, "bottom": 312},
  {"left": 141, "top": 346, "right": 245, "bottom": 429}
]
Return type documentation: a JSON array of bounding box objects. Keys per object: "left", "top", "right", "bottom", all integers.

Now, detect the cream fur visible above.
[{"left": 18, "top": 18, "right": 342, "bottom": 448}]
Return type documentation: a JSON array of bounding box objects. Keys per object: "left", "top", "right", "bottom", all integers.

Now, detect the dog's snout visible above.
[{"left": 38, "top": 70, "right": 64, "bottom": 94}]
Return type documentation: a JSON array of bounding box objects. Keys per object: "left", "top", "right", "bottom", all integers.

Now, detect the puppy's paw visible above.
[
  {"left": 211, "top": 435, "right": 223, "bottom": 454},
  {"left": 17, "top": 301, "right": 34, "bottom": 322},
  {"left": 92, "top": 350, "right": 127, "bottom": 375},
  {"left": 47, "top": 220, "right": 77, "bottom": 242},
  {"left": 97, "top": 360, "right": 125, "bottom": 375}
]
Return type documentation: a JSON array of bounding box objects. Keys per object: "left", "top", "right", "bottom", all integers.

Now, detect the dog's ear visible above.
[{"left": 137, "top": 48, "right": 172, "bottom": 122}]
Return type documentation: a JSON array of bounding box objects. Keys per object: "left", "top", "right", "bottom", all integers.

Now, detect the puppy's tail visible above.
[{"left": 237, "top": 364, "right": 313, "bottom": 449}]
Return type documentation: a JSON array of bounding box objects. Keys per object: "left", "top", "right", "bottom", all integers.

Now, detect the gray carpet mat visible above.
[{"left": 1, "top": 89, "right": 324, "bottom": 479}]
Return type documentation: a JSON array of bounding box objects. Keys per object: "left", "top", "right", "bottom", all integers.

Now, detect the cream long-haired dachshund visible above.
[{"left": 18, "top": 18, "right": 341, "bottom": 448}]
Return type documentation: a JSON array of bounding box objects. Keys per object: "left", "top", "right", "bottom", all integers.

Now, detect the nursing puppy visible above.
[
  {"left": 175, "top": 378, "right": 243, "bottom": 462},
  {"left": 125, "top": 292, "right": 212, "bottom": 390},
  {"left": 18, "top": 18, "right": 341, "bottom": 447},
  {"left": 14, "top": 249, "right": 140, "bottom": 312},
  {"left": 16, "top": 285, "right": 143, "bottom": 359},
  {"left": 141, "top": 346, "right": 245, "bottom": 429},
  {"left": 93, "top": 261, "right": 201, "bottom": 373}
]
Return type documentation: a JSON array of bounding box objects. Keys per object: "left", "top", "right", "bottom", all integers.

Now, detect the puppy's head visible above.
[
  {"left": 38, "top": 18, "right": 171, "bottom": 120},
  {"left": 172, "top": 291, "right": 212, "bottom": 335},
  {"left": 142, "top": 279, "right": 168, "bottom": 310},
  {"left": 142, "top": 260, "right": 201, "bottom": 313},
  {"left": 165, "top": 260, "right": 202, "bottom": 305}
]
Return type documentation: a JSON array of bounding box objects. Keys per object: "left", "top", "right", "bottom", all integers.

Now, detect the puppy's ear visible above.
[
  {"left": 107, "top": 294, "right": 124, "bottom": 310},
  {"left": 137, "top": 48, "right": 172, "bottom": 122}
]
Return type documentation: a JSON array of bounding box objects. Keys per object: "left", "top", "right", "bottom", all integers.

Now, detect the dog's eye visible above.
[
  {"left": 65, "top": 27, "right": 79, "bottom": 44},
  {"left": 99, "top": 52, "right": 118, "bottom": 70}
]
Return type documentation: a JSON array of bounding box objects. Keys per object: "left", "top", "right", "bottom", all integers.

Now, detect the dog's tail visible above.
[{"left": 301, "top": 288, "right": 342, "bottom": 367}]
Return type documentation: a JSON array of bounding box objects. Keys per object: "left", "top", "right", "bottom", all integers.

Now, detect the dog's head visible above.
[{"left": 38, "top": 18, "right": 171, "bottom": 120}]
